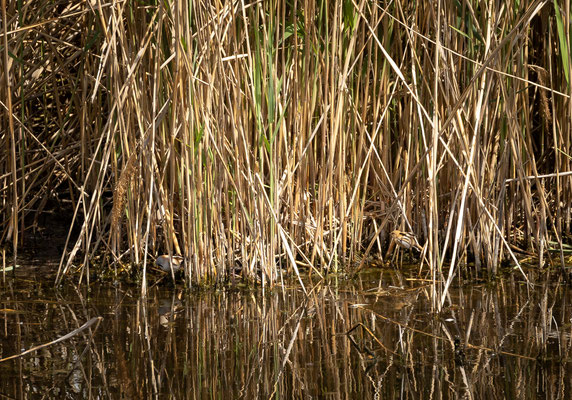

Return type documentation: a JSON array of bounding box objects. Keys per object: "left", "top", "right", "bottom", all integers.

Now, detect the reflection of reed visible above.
[
  {"left": 124, "top": 276, "right": 572, "bottom": 398},
  {"left": 2, "top": 273, "right": 572, "bottom": 398}
]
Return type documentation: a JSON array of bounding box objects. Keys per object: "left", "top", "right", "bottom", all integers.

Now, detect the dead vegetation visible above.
[{"left": 1, "top": 1, "right": 571, "bottom": 302}]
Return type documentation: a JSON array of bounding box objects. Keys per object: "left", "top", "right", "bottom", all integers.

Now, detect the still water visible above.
[{"left": 1, "top": 268, "right": 571, "bottom": 398}]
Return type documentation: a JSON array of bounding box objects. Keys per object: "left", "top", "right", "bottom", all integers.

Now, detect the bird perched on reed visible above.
[
  {"left": 155, "top": 255, "right": 184, "bottom": 273},
  {"left": 390, "top": 230, "right": 423, "bottom": 252}
]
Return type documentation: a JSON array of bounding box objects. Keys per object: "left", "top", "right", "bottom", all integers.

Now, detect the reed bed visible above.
[{"left": 1, "top": 0, "right": 571, "bottom": 298}]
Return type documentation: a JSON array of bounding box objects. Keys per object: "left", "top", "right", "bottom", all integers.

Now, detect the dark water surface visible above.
[{"left": 1, "top": 268, "right": 572, "bottom": 399}]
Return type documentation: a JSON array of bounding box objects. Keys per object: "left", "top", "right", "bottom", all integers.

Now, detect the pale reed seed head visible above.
[{"left": 111, "top": 152, "right": 139, "bottom": 229}]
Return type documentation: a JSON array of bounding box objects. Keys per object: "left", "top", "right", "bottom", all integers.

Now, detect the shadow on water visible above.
[{"left": 1, "top": 267, "right": 572, "bottom": 398}]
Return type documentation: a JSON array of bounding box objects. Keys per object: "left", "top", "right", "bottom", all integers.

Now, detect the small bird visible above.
[
  {"left": 390, "top": 230, "right": 423, "bottom": 252},
  {"left": 155, "top": 255, "right": 184, "bottom": 273}
]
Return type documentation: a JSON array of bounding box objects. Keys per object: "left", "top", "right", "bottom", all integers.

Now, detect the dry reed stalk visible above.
[{"left": 1, "top": 0, "right": 17, "bottom": 263}]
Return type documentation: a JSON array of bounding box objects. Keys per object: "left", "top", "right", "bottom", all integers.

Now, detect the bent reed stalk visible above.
[{"left": 1, "top": 0, "right": 571, "bottom": 297}]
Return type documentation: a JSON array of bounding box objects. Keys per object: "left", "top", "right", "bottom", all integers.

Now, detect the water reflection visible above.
[{"left": 1, "top": 270, "right": 571, "bottom": 398}]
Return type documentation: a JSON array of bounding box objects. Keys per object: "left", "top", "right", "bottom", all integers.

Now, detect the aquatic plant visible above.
[{"left": 1, "top": 1, "right": 570, "bottom": 305}]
